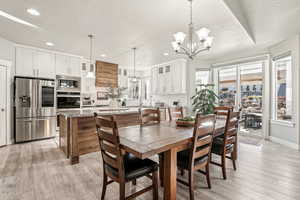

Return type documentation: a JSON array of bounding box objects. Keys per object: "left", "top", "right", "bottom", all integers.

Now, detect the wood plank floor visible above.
[{"left": 1, "top": 138, "right": 300, "bottom": 200}]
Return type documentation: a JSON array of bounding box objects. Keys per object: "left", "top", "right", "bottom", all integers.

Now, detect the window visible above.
[
  {"left": 195, "top": 70, "right": 210, "bottom": 90},
  {"left": 273, "top": 55, "right": 293, "bottom": 121},
  {"left": 218, "top": 67, "right": 237, "bottom": 107}
]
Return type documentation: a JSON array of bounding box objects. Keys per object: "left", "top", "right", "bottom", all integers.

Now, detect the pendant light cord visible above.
[
  {"left": 89, "top": 35, "right": 93, "bottom": 65},
  {"left": 133, "top": 47, "right": 136, "bottom": 77}
]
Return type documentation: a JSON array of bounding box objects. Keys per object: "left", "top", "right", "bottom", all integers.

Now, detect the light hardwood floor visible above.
[{"left": 1, "top": 138, "right": 300, "bottom": 200}]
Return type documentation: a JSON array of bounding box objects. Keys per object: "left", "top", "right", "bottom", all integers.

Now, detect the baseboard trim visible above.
[{"left": 269, "top": 136, "right": 299, "bottom": 150}]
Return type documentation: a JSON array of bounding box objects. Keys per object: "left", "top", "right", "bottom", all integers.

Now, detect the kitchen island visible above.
[{"left": 58, "top": 108, "right": 140, "bottom": 164}]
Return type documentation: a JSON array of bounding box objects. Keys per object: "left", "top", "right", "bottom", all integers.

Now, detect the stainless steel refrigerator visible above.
[{"left": 14, "top": 77, "right": 56, "bottom": 142}]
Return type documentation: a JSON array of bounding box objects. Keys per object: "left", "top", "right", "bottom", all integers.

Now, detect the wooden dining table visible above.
[{"left": 118, "top": 119, "right": 226, "bottom": 200}]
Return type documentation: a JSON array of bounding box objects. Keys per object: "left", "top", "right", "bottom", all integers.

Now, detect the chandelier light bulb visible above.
[
  {"left": 196, "top": 27, "right": 211, "bottom": 42},
  {"left": 204, "top": 36, "right": 214, "bottom": 48},
  {"left": 172, "top": 41, "right": 180, "bottom": 51},
  {"left": 173, "top": 32, "right": 186, "bottom": 44}
]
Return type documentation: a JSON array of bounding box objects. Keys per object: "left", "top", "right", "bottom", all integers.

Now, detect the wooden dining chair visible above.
[
  {"left": 168, "top": 106, "right": 184, "bottom": 121},
  {"left": 112, "top": 112, "right": 142, "bottom": 128},
  {"left": 177, "top": 114, "right": 216, "bottom": 200},
  {"left": 140, "top": 108, "right": 160, "bottom": 125},
  {"left": 214, "top": 106, "right": 233, "bottom": 118},
  {"left": 96, "top": 116, "right": 159, "bottom": 200},
  {"left": 210, "top": 111, "right": 240, "bottom": 180}
]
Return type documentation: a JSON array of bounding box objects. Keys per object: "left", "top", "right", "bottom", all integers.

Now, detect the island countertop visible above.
[{"left": 57, "top": 107, "right": 140, "bottom": 118}]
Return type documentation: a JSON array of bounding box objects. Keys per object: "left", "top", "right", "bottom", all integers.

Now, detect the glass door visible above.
[
  {"left": 239, "top": 62, "right": 264, "bottom": 137},
  {"left": 218, "top": 66, "right": 237, "bottom": 107}
]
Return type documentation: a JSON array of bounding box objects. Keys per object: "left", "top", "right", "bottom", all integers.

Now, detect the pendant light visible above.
[
  {"left": 86, "top": 34, "right": 95, "bottom": 78},
  {"left": 129, "top": 47, "right": 140, "bottom": 83}
]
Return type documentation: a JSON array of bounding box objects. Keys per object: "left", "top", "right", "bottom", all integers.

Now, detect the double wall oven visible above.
[
  {"left": 14, "top": 77, "right": 56, "bottom": 142},
  {"left": 56, "top": 75, "right": 81, "bottom": 109}
]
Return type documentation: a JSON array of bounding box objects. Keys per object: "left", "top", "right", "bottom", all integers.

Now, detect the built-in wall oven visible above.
[
  {"left": 57, "top": 92, "right": 81, "bottom": 109},
  {"left": 56, "top": 75, "right": 81, "bottom": 109}
]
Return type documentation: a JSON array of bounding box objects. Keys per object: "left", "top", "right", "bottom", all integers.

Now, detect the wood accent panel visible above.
[
  {"left": 95, "top": 60, "right": 118, "bottom": 88},
  {"left": 59, "top": 115, "right": 70, "bottom": 158},
  {"left": 69, "top": 117, "right": 99, "bottom": 164}
]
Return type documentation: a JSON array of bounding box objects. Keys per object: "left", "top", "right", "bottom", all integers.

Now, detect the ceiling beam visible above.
[{"left": 221, "top": 0, "right": 256, "bottom": 44}]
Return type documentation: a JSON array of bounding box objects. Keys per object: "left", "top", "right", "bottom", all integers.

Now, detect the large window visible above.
[{"left": 273, "top": 55, "right": 292, "bottom": 122}]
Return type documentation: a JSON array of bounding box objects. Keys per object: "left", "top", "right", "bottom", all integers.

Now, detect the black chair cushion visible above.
[
  {"left": 211, "top": 137, "right": 234, "bottom": 155},
  {"left": 177, "top": 149, "right": 209, "bottom": 170},
  {"left": 104, "top": 153, "right": 158, "bottom": 181}
]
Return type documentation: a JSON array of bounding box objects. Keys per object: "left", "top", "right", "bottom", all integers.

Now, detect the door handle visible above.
[{"left": 1, "top": 108, "right": 4, "bottom": 112}]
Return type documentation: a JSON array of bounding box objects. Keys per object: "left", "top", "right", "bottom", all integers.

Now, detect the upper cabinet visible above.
[
  {"left": 118, "top": 68, "right": 128, "bottom": 88},
  {"left": 34, "top": 51, "right": 55, "bottom": 79},
  {"left": 55, "top": 54, "right": 81, "bottom": 77},
  {"left": 16, "top": 46, "right": 81, "bottom": 79},
  {"left": 151, "top": 59, "right": 187, "bottom": 95},
  {"left": 16, "top": 47, "right": 55, "bottom": 79},
  {"left": 16, "top": 47, "right": 35, "bottom": 77}
]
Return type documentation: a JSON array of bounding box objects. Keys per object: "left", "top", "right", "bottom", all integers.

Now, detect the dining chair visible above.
[
  {"left": 168, "top": 106, "right": 184, "bottom": 121},
  {"left": 96, "top": 116, "right": 159, "bottom": 200},
  {"left": 214, "top": 106, "right": 233, "bottom": 118},
  {"left": 177, "top": 114, "right": 216, "bottom": 200},
  {"left": 112, "top": 112, "right": 142, "bottom": 128},
  {"left": 140, "top": 108, "right": 160, "bottom": 125},
  {"left": 210, "top": 111, "right": 240, "bottom": 180}
]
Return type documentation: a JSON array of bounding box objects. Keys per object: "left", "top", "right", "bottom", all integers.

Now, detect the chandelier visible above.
[{"left": 172, "top": 0, "right": 213, "bottom": 59}]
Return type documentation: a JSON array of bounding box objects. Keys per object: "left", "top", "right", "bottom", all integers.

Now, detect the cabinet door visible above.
[
  {"left": 157, "top": 66, "right": 165, "bottom": 94},
  {"left": 34, "top": 51, "right": 55, "bottom": 79},
  {"left": 151, "top": 67, "right": 158, "bottom": 94},
  {"left": 55, "top": 54, "right": 70, "bottom": 76},
  {"left": 16, "top": 47, "right": 34, "bottom": 77},
  {"left": 69, "top": 57, "right": 81, "bottom": 77},
  {"left": 164, "top": 65, "right": 173, "bottom": 94},
  {"left": 172, "top": 62, "right": 182, "bottom": 94}
]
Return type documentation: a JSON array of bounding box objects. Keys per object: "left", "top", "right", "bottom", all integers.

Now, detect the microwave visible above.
[{"left": 56, "top": 75, "right": 81, "bottom": 92}]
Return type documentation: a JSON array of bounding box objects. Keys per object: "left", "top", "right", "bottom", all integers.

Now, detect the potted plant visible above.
[{"left": 191, "top": 84, "right": 219, "bottom": 115}]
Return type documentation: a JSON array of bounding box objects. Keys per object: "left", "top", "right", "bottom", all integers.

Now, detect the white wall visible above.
[{"left": 268, "top": 35, "right": 300, "bottom": 148}]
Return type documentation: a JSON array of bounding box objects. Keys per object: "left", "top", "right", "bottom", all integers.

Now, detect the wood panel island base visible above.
[{"left": 58, "top": 109, "right": 140, "bottom": 165}]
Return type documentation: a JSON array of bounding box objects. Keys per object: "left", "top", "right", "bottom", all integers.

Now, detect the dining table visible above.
[{"left": 118, "top": 119, "right": 227, "bottom": 200}]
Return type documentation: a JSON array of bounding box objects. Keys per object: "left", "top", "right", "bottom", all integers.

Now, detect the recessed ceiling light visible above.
[
  {"left": 27, "top": 8, "right": 40, "bottom": 16},
  {"left": 46, "top": 42, "right": 54, "bottom": 46},
  {"left": 163, "top": 52, "right": 169, "bottom": 56},
  {"left": 101, "top": 54, "right": 107, "bottom": 57},
  {"left": 0, "top": 10, "right": 38, "bottom": 28}
]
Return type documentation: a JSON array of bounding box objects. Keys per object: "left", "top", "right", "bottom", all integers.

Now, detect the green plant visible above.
[{"left": 191, "top": 84, "right": 219, "bottom": 115}]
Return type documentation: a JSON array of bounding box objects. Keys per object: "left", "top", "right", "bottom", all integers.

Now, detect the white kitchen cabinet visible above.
[
  {"left": 151, "top": 67, "right": 158, "bottom": 94},
  {"left": 69, "top": 57, "right": 81, "bottom": 77},
  {"left": 16, "top": 47, "right": 55, "bottom": 78},
  {"left": 16, "top": 47, "right": 34, "bottom": 77},
  {"left": 157, "top": 66, "right": 166, "bottom": 94},
  {"left": 34, "top": 51, "right": 55, "bottom": 79},
  {"left": 55, "top": 54, "right": 81, "bottom": 77},
  {"left": 55, "top": 54, "right": 70, "bottom": 75},
  {"left": 150, "top": 59, "right": 187, "bottom": 95},
  {"left": 118, "top": 68, "right": 128, "bottom": 88}
]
